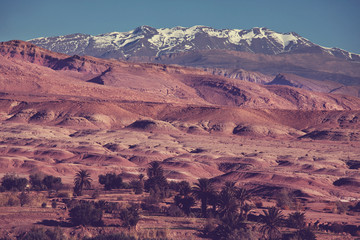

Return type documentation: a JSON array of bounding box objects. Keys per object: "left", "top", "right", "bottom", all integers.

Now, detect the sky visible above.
[{"left": 1, "top": 0, "right": 359, "bottom": 53}]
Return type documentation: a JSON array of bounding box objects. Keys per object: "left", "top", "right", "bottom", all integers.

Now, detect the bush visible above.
[
  {"left": 51, "top": 200, "right": 57, "bottom": 209},
  {"left": 141, "top": 196, "right": 161, "bottom": 213},
  {"left": 117, "top": 204, "right": 140, "bottom": 229},
  {"left": 69, "top": 202, "right": 103, "bottom": 226},
  {"left": 41, "top": 202, "right": 47, "bottom": 208},
  {"left": 16, "top": 227, "right": 66, "bottom": 240},
  {"left": 294, "top": 227, "right": 317, "bottom": 240},
  {"left": 29, "top": 174, "right": 45, "bottom": 191},
  {"left": 130, "top": 180, "right": 144, "bottom": 195},
  {"left": 17, "top": 228, "right": 50, "bottom": 240},
  {"left": 276, "top": 189, "right": 295, "bottom": 210},
  {"left": 166, "top": 204, "right": 184, "bottom": 217},
  {"left": 18, "top": 192, "right": 31, "bottom": 207},
  {"left": 56, "top": 192, "right": 70, "bottom": 198},
  {"left": 98, "top": 173, "right": 124, "bottom": 190},
  {"left": 1, "top": 173, "right": 28, "bottom": 191},
  {"left": 7, "top": 195, "right": 19, "bottom": 206},
  {"left": 174, "top": 195, "right": 195, "bottom": 216},
  {"left": 42, "top": 175, "right": 62, "bottom": 190},
  {"left": 92, "top": 189, "right": 100, "bottom": 199},
  {"left": 335, "top": 201, "right": 348, "bottom": 214},
  {"left": 30, "top": 174, "right": 62, "bottom": 191}
]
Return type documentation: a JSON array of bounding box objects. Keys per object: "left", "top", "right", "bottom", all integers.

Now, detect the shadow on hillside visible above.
[{"left": 36, "top": 219, "right": 73, "bottom": 228}]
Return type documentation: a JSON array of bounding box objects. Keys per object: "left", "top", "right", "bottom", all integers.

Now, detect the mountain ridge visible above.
[
  {"left": 28, "top": 25, "right": 360, "bottom": 61},
  {"left": 2, "top": 40, "right": 360, "bottom": 111}
]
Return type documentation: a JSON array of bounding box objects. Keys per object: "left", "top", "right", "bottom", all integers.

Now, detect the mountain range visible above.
[
  {"left": 28, "top": 26, "right": 360, "bottom": 96},
  {"left": 29, "top": 25, "right": 360, "bottom": 61},
  {"left": 1, "top": 27, "right": 360, "bottom": 236}
]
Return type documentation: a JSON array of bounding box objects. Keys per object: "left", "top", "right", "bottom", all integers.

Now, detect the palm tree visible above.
[
  {"left": 147, "top": 161, "right": 163, "bottom": 179},
  {"left": 218, "top": 189, "right": 238, "bottom": 217},
  {"left": 145, "top": 161, "right": 168, "bottom": 199},
  {"left": 287, "top": 211, "right": 306, "bottom": 230},
  {"left": 223, "top": 181, "right": 238, "bottom": 197},
  {"left": 242, "top": 203, "right": 253, "bottom": 221},
  {"left": 174, "top": 194, "right": 196, "bottom": 216},
  {"left": 74, "top": 169, "right": 92, "bottom": 196},
  {"left": 208, "top": 192, "right": 219, "bottom": 215},
  {"left": 236, "top": 188, "right": 251, "bottom": 213},
  {"left": 178, "top": 180, "right": 192, "bottom": 196},
  {"left": 212, "top": 211, "right": 248, "bottom": 240},
  {"left": 192, "top": 178, "right": 215, "bottom": 218},
  {"left": 260, "top": 207, "right": 284, "bottom": 240},
  {"left": 217, "top": 181, "right": 240, "bottom": 217}
]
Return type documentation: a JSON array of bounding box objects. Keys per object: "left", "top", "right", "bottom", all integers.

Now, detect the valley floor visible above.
[{"left": 0, "top": 122, "right": 359, "bottom": 238}]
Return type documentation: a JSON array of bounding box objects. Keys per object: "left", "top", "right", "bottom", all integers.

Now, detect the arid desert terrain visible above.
[{"left": 0, "top": 40, "right": 359, "bottom": 239}]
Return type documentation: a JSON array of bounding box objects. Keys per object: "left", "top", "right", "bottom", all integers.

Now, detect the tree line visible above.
[{"left": 5, "top": 161, "right": 358, "bottom": 239}]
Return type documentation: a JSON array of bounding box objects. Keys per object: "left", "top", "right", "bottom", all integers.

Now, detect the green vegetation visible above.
[
  {"left": 16, "top": 227, "right": 66, "bottom": 240},
  {"left": 1, "top": 173, "right": 28, "bottom": 192},
  {"left": 69, "top": 201, "right": 103, "bottom": 226},
  {"left": 1, "top": 163, "right": 345, "bottom": 240},
  {"left": 192, "top": 178, "right": 215, "bottom": 218},
  {"left": 144, "top": 161, "right": 169, "bottom": 200},
  {"left": 30, "top": 174, "right": 62, "bottom": 191},
  {"left": 73, "top": 169, "right": 92, "bottom": 196},
  {"left": 18, "top": 191, "right": 31, "bottom": 207},
  {"left": 260, "top": 207, "right": 284, "bottom": 240},
  {"left": 99, "top": 173, "right": 125, "bottom": 190},
  {"left": 117, "top": 204, "right": 140, "bottom": 229},
  {"left": 174, "top": 180, "right": 195, "bottom": 216}
]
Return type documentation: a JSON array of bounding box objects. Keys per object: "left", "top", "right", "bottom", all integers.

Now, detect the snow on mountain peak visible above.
[{"left": 27, "top": 26, "right": 360, "bottom": 61}]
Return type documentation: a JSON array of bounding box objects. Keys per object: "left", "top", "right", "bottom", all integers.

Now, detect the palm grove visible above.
[{"left": 2, "top": 160, "right": 343, "bottom": 239}]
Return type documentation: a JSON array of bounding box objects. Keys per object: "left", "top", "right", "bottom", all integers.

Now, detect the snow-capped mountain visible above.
[{"left": 28, "top": 26, "right": 360, "bottom": 61}]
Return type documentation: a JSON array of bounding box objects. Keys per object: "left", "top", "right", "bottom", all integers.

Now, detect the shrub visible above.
[
  {"left": 17, "top": 227, "right": 50, "bottom": 240},
  {"left": 92, "top": 189, "right": 100, "bottom": 199},
  {"left": 41, "top": 202, "right": 47, "bottom": 208},
  {"left": 7, "top": 195, "right": 19, "bottom": 206},
  {"left": 174, "top": 195, "right": 195, "bottom": 216},
  {"left": 276, "top": 189, "right": 295, "bottom": 210},
  {"left": 166, "top": 204, "right": 185, "bottom": 217},
  {"left": 18, "top": 192, "right": 31, "bottom": 207},
  {"left": 294, "top": 227, "right": 317, "bottom": 240},
  {"left": 136, "top": 229, "right": 168, "bottom": 240},
  {"left": 1, "top": 173, "right": 28, "bottom": 191},
  {"left": 130, "top": 180, "right": 144, "bottom": 195},
  {"left": 30, "top": 174, "right": 62, "bottom": 191},
  {"left": 16, "top": 227, "right": 66, "bottom": 240},
  {"left": 69, "top": 202, "right": 103, "bottom": 226},
  {"left": 117, "top": 204, "right": 140, "bottom": 229},
  {"left": 56, "top": 192, "right": 70, "bottom": 198},
  {"left": 29, "top": 173, "right": 45, "bottom": 191},
  {"left": 98, "top": 173, "right": 124, "bottom": 190},
  {"left": 51, "top": 200, "right": 57, "bottom": 209},
  {"left": 42, "top": 175, "right": 62, "bottom": 190},
  {"left": 208, "top": 212, "right": 251, "bottom": 240},
  {"left": 286, "top": 211, "right": 306, "bottom": 229},
  {"left": 335, "top": 201, "right": 348, "bottom": 214}
]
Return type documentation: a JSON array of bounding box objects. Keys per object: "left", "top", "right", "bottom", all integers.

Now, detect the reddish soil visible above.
[{"left": 0, "top": 40, "right": 360, "bottom": 239}]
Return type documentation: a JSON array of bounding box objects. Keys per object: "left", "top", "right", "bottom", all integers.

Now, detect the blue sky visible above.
[{"left": 1, "top": 0, "right": 359, "bottom": 53}]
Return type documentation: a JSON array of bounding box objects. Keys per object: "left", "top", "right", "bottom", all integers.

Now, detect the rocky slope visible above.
[
  {"left": 2, "top": 40, "right": 360, "bottom": 111},
  {"left": 27, "top": 26, "right": 360, "bottom": 93}
]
